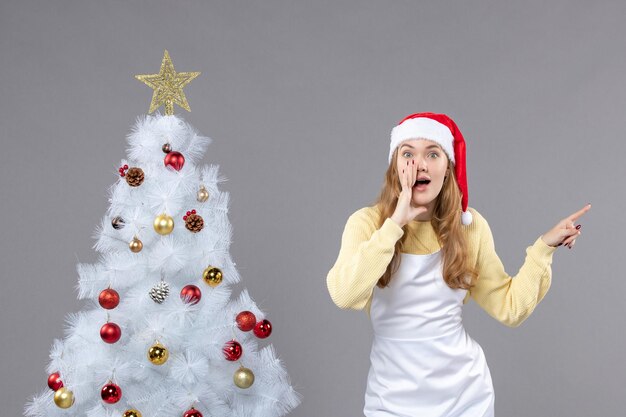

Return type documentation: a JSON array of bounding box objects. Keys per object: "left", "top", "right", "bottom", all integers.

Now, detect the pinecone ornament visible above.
[
  {"left": 125, "top": 167, "right": 144, "bottom": 187},
  {"left": 111, "top": 216, "right": 125, "bottom": 230},
  {"left": 149, "top": 281, "right": 170, "bottom": 304},
  {"left": 184, "top": 210, "right": 204, "bottom": 233}
]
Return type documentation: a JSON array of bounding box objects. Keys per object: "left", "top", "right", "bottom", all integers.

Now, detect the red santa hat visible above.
[{"left": 389, "top": 112, "right": 472, "bottom": 225}]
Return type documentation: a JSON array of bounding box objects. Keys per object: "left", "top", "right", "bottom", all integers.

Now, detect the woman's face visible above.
[{"left": 396, "top": 138, "right": 449, "bottom": 212}]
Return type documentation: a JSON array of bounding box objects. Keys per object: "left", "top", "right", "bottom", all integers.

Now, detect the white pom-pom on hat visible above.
[{"left": 461, "top": 210, "right": 473, "bottom": 225}]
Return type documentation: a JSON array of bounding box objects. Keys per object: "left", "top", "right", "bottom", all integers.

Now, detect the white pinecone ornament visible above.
[{"left": 149, "top": 281, "right": 170, "bottom": 304}]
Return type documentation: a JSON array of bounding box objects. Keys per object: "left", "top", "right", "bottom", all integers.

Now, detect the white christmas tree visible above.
[{"left": 25, "top": 50, "right": 301, "bottom": 417}]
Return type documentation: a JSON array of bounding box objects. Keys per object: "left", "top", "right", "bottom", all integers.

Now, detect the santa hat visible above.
[{"left": 389, "top": 112, "right": 472, "bottom": 225}]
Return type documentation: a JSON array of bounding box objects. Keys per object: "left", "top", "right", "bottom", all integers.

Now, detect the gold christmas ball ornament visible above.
[
  {"left": 197, "top": 186, "right": 209, "bottom": 203},
  {"left": 148, "top": 342, "right": 169, "bottom": 365},
  {"left": 202, "top": 266, "right": 223, "bottom": 287},
  {"left": 129, "top": 237, "right": 143, "bottom": 253},
  {"left": 53, "top": 387, "right": 75, "bottom": 408},
  {"left": 123, "top": 409, "right": 143, "bottom": 417},
  {"left": 233, "top": 366, "right": 255, "bottom": 389},
  {"left": 153, "top": 213, "right": 174, "bottom": 235}
]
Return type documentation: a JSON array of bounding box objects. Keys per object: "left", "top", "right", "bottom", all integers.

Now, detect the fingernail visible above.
[
  {"left": 402, "top": 169, "right": 405, "bottom": 173},
  {"left": 557, "top": 243, "right": 562, "bottom": 247},
  {"left": 575, "top": 224, "right": 581, "bottom": 230},
  {"left": 412, "top": 160, "right": 415, "bottom": 165}
]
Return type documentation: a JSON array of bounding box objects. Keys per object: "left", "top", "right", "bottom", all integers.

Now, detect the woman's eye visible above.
[
  {"left": 429, "top": 152, "right": 439, "bottom": 158},
  {"left": 403, "top": 152, "right": 412, "bottom": 158}
]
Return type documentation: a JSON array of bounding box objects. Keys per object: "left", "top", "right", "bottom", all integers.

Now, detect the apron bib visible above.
[{"left": 364, "top": 251, "right": 495, "bottom": 417}]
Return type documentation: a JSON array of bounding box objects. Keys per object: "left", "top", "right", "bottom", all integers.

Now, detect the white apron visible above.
[{"left": 364, "top": 251, "right": 495, "bottom": 417}]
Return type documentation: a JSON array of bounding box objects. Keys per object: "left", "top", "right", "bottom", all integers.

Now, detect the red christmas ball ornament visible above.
[
  {"left": 47, "top": 371, "right": 63, "bottom": 390},
  {"left": 164, "top": 151, "right": 185, "bottom": 171},
  {"left": 101, "top": 382, "right": 122, "bottom": 403},
  {"left": 253, "top": 319, "right": 272, "bottom": 338},
  {"left": 100, "top": 322, "right": 122, "bottom": 344},
  {"left": 236, "top": 311, "right": 256, "bottom": 332},
  {"left": 180, "top": 285, "right": 202, "bottom": 305},
  {"left": 98, "top": 288, "right": 120, "bottom": 310},
  {"left": 183, "top": 407, "right": 203, "bottom": 417},
  {"left": 222, "top": 340, "right": 243, "bottom": 361}
]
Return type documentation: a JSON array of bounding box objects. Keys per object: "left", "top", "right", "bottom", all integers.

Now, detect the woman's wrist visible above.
[
  {"left": 390, "top": 215, "right": 405, "bottom": 228},
  {"left": 540, "top": 235, "right": 556, "bottom": 247}
]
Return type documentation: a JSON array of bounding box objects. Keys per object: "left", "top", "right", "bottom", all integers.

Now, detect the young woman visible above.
[{"left": 326, "top": 112, "right": 590, "bottom": 417}]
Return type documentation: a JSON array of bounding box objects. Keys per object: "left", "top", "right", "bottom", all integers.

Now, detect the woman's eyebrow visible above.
[{"left": 401, "top": 144, "right": 441, "bottom": 150}]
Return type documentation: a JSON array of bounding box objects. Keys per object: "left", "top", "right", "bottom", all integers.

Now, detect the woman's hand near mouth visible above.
[{"left": 391, "top": 159, "right": 428, "bottom": 227}]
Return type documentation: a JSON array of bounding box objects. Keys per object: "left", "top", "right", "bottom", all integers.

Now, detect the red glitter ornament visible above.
[
  {"left": 47, "top": 371, "right": 63, "bottom": 390},
  {"left": 180, "top": 285, "right": 202, "bottom": 305},
  {"left": 100, "top": 322, "right": 122, "bottom": 344},
  {"left": 222, "top": 340, "right": 243, "bottom": 361},
  {"left": 236, "top": 311, "right": 257, "bottom": 332},
  {"left": 101, "top": 382, "right": 122, "bottom": 403},
  {"left": 98, "top": 288, "right": 120, "bottom": 310},
  {"left": 164, "top": 151, "right": 185, "bottom": 171},
  {"left": 253, "top": 319, "right": 272, "bottom": 339},
  {"left": 183, "top": 407, "right": 203, "bottom": 417}
]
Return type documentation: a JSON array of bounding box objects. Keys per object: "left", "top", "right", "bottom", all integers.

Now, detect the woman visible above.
[{"left": 326, "top": 112, "right": 590, "bottom": 417}]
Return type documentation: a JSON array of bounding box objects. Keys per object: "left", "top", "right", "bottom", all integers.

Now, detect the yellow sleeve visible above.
[
  {"left": 470, "top": 210, "right": 557, "bottom": 327},
  {"left": 326, "top": 208, "right": 404, "bottom": 310}
]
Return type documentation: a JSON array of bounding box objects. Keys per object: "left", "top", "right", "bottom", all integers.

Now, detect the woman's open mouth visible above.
[{"left": 413, "top": 179, "right": 430, "bottom": 191}]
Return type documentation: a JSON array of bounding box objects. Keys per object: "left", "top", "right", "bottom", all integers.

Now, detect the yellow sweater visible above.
[{"left": 326, "top": 206, "right": 557, "bottom": 327}]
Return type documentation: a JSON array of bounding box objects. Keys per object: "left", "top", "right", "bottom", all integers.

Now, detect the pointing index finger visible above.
[{"left": 568, "top": 204, "right": 592, "bottom": 222}]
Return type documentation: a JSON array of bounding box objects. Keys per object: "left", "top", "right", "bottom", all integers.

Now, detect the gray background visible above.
[{"left": 1, "top": 1, "right": 624, "bottom": 416}]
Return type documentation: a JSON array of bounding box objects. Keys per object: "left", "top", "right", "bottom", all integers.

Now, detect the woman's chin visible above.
[
  {"left": 411, "top": 197, "right": 435, "bottom": 209},
  {"left": 411, "top": 187, "right": 439, "bottom": 208}
]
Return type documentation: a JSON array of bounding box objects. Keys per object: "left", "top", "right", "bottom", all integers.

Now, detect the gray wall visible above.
[{"left": 1, "top": 1, "right": 624, "bottom": 416}]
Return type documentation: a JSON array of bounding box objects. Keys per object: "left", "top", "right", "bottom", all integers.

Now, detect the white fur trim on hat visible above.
[{"left": 389, "top": 117, "right": 455, "bottom": 164}]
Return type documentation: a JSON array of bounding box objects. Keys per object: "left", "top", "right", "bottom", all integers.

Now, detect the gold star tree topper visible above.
[{"left": 135, "top": 50, "right": 200, "bottom": 115}]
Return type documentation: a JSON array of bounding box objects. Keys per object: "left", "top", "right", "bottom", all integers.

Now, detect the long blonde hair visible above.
[{"left": 373, "top": 147, "right": 478, "bottom": 289}]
